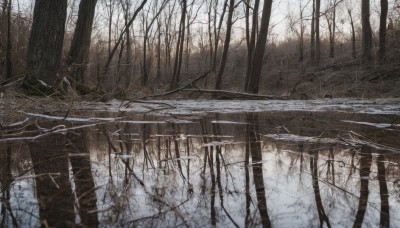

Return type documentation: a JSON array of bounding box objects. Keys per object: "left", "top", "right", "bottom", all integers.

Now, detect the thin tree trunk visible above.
[
  {"left": 329, "top": 1, "right": 337, "bottom": 58},
  {"left": 246, "top": 0, "right": 273, "bottom": 94},
  {"left": 244, "top": 0, "right": 260, "bottom": 91},
  {"left": 5, "top": 0, "right": 12, "bottom": 80},
  {"left": 170, "top": 0, "right": 187, "bottom": 90},
  {"left": 348, "top": 9, "right": 356, "bottom": 59},
  {"left": 207, "top": 0, "right": 214, "bottom": 70},
  {"left": 142, "top": 18, "right": 149, "bottom": 86},
  {"left": 214, "top": 0, "right": 235, "bottom": 93},
  {"left": 378, "top": 0, "right": 388, "bottom": 64},
  {"left": 310, "top": 0, "right": 315, "bottom": 61},
  {"left": 299, "top": 1, "right": 304, "bottom": 62},
  {"left": 156, "top": 19, "right": 162, "bottom": 80},
  {"left": 212, "top": 0, "right": 229, "bottom": 71},
  {"left": 315, "top": 0, "right": 321, "bottom": 67}
]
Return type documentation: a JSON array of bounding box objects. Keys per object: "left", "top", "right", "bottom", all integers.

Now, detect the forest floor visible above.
[{"left": 263, "top": 57, "right": 400, "bottom": 99}]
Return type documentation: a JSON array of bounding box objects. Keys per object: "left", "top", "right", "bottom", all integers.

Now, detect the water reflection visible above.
[
  {"left": 246, "top": 113, "right": 271, "bottom": 228},
  {"left": 0, "top": 110, "right": 399, "bottom": 227}
]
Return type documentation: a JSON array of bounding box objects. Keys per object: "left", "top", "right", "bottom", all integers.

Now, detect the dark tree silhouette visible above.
[
  {"left": 378, "top": 0, "right": 388, "bottom": 64},
  {"left": 246, "top": 0, "right": 273, "bottom": 94},
  {"left": 361, "top": 0, "right": 373, "bottom": 64}
]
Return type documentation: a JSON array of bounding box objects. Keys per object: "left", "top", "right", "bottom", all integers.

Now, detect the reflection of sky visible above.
[
  {"left": 87, "top": 133, "right": 400, "bottom": 227},
  {"left": 2, "top": 107, "right": 400, "bottom": 227}
]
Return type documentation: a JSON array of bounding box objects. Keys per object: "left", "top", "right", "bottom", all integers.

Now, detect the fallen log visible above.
[{"left": 181, "top": 88, "right": 286, "bottom": 100}]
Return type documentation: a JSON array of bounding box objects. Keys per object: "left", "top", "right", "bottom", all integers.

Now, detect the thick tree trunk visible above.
[
  {"left": 361, "top": 0, "right": 373, "bottom": 64},
  {"left": 214, "top": 0, "right": 235, "bottom": 92},
  {"left": 245, "top": 0, "right": 273, "bottom": 94},
  {"left": 26, "top": 0, "right": 67, "bottom": 85},
  {"left": 378, "top": 0, "right": 388, "bottom": 64},
  {"left": 67, "top": 0, "right": 98, "bottom": 83}
]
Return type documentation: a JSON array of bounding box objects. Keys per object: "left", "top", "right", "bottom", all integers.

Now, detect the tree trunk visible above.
[
  {"left": 67, "top": 0, "right": 98, "bottom": 83},
  {"left": 142, "top": 18, "right": 149, "bottom": 86},
  {"left": 299, "top": 1, "right": 304, "bottom": 62},
  {"left": 329, "top": 1, "right": 337, "bottom": 58},
  {"left": 5, "top": 0, "right": 12, "bottom": 80},
  {"left": 244, "top": 0, "right": 260, "bottom": 91},
  {"left": 310, "top": 0, "right": 315, "bottom": 62},
  {"left": 170, "top": 0, "right": 187, "bottom": 90},
  {"left": 245, "top": 0, "right": 273, "bottom": 94},
  {"left": 361, "top": 0, "right": 373, "bottom": 64},
  {"left": 378, "top": 0, "right": 388, "bottom": 64},
  {"left": 315, "top": 0, "right": 321, "bottom": 67},
  {"left": 348, "top": 9, "right": 356, "bottom": 59},
  {"left": 214, "top": 0, "right": 235, "bottom": 92},
  {"left": 212, "top": 0, "right": 229, "bottom": 72},
  {"left": 26, "top": 0, "right": 68, "bottom": 85},
  {"left": 156, "top": 19, "right": 162, "bottom": 80},
  {"left": 207, "top": 0, "right": 214, "bottom": 70}
]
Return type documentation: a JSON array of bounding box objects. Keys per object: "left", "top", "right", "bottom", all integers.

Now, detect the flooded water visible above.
[{"left": 1, "top": 99, "right": 400, "bottom": 227}]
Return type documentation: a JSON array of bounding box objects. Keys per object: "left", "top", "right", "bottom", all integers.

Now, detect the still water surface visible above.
[{"left": 1, "top": 100, "right": 400, "bottom": 227}]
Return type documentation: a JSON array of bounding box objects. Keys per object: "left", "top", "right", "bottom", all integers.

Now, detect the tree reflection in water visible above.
[
  {"left": 353, "top": 146, "right": 372, "bottom": 228},
  {"left": 29, "top": 132, "right": 75, "bottom": 227},
  {"left": 246, "top": 113, "right": 271, "bottom": 228},
  {"left": 309, "top": 145, "right": 331, "bottom": 228},
  {"left": 0, "top": 110, "right": 399, "bottom": 227},
  {"left": 28, "top": 128, "right": 99, "bottom": 227},
  {"left": 0, "top": 144, "right": 18, "bottom": 227}
]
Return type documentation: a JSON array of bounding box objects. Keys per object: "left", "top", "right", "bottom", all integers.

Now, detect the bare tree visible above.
[
  {"left": 67, "top": 0, "right": 98, "bottom": 83},
  {"left": 361, "top": 0, "right": 373, "bottom": 64},
  {"left": 346, "top": 6, "right": 356, "bottom": 59},
  {"left": 310, "top": 0, "right": 316, "bottom": 61},
  {"left": 325, "top": 0, "right": 342, "bottom": 58},
  {"left": 170, "top": 0, "right": 187, "bottom": 89},
  {"left": 244, "top": 0, "right": 260, "bottom": 91},
  {"left": 4, "top": 0, "right": 12, "bottom": 80},
  {"left": 214, "top": 0, "right": 235, "bottom": 92},
  {"left": 246, "top": 0, "right": 273, "bottom": 94},
  {"left": 378, "top": 0, "right": 388, "bottom": 64},
  {"left": 315, "top": 0, "right": 321, "bottom": 67},
  {"left": 212, "top": 0, "right": 229, "bottom": 71}
]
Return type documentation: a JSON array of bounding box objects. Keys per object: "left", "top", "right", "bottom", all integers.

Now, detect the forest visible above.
[
  {"left": 1, "top": 1, "right": 400, "bottom": 227},
  {"left": 0, "top": 0, "right": 399, "bottom": 100}
]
